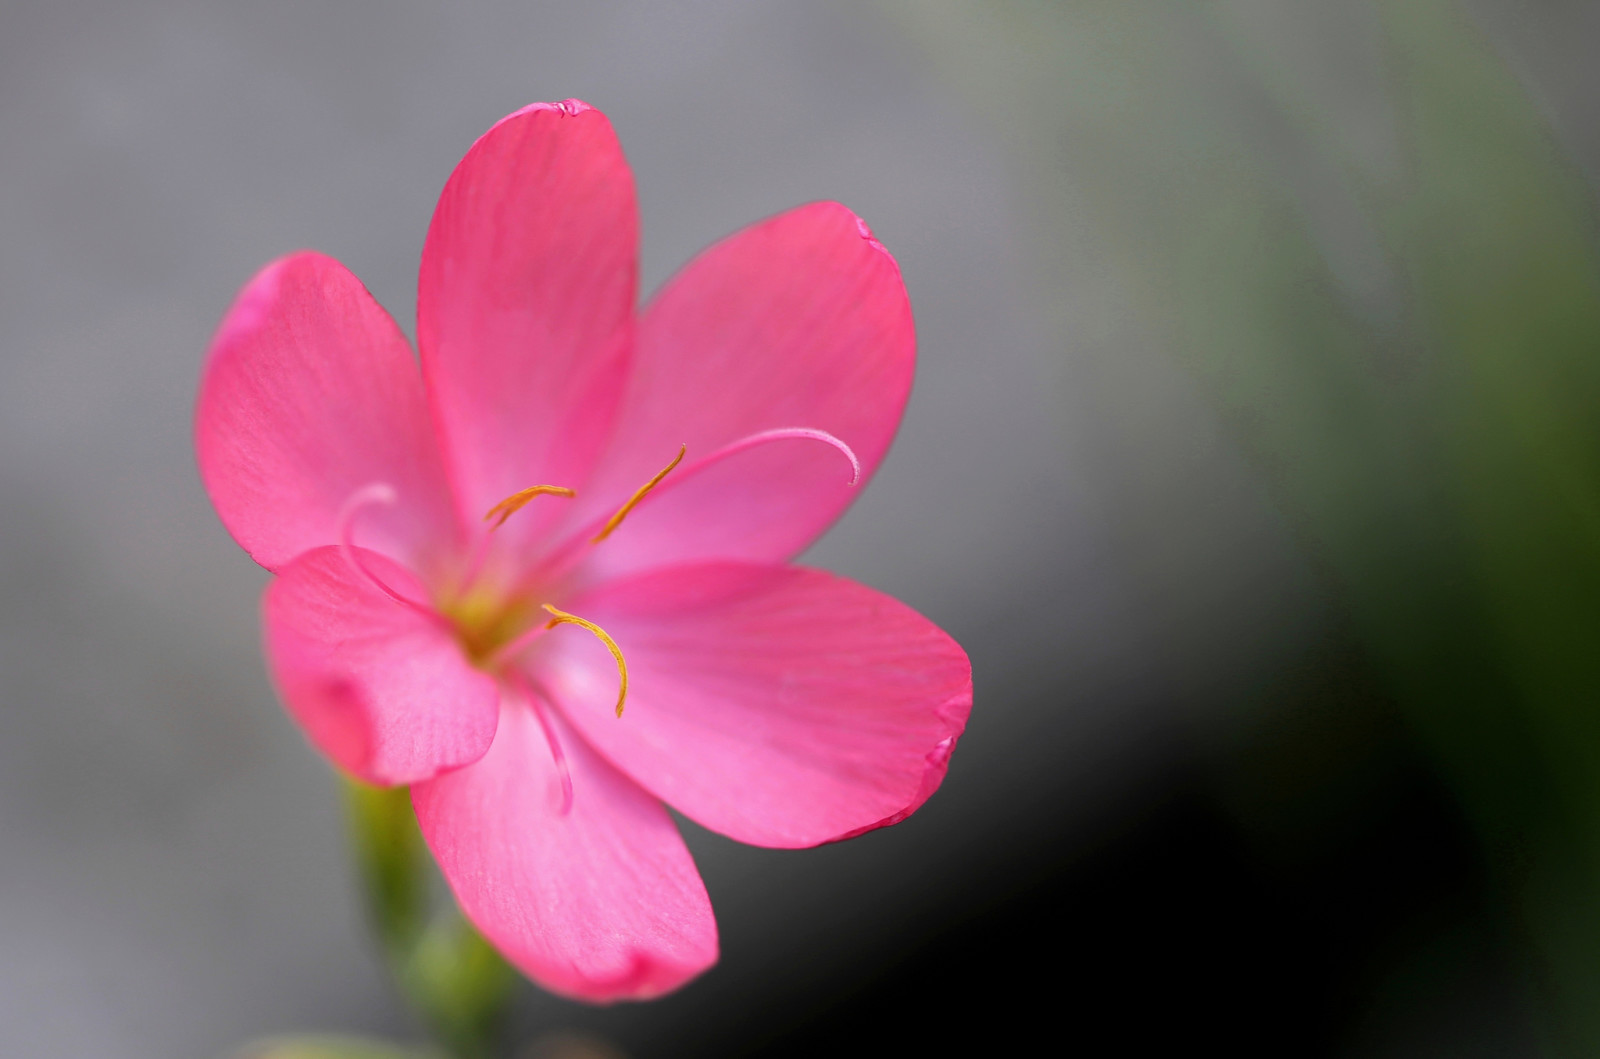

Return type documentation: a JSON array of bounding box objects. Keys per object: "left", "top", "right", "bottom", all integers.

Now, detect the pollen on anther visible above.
[
  {"left": 542, "top": 603, "right": 630, "bottom": 718},
  {"left": 591, "top": 445, "right": 686, "bottom": 543},
  {"left": 483, "top": 484, "right": 576, "bottom": 530}
]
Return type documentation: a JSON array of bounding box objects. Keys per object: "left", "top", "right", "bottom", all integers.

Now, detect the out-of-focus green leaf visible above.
[
  {"left": 401, "top": 911, "right": 517, "bottom": 1059},
  {"left": 893, "top": 0, "right": 1600, "bottom": 1050},
  {"left": 1208, "top": 3, "right": 1600, "bottom": 1047},
  {"left": 343, "top": 780, "right": 429, "bottom": 960},
  {"left": 342, "top": 779, "right": 514, "bottom": 1059},
  {"left": 231, "top": 1035, "right": 442, "bottom": 1059},
  {"left": 1368, "top": 1, "right": 1600, "bottom": 1047}
]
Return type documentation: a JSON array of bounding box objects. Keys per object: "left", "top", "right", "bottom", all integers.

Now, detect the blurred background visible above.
[{"left": 3, "top": 0, "right": 1600, "bottom": 1055}]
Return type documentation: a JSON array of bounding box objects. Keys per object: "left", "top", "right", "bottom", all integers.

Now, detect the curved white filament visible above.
[
  {"left": 514, "top": 673, "right": 574, "bottom": 816},
  {"left": 700, "top": 427, "right": 861, "bottom": 485},
  {"left": 532, "top": 426, "right": 862, "bottom": 580},
  {"left": 335, "top": 483, "right": 439, "bottom": 620}
]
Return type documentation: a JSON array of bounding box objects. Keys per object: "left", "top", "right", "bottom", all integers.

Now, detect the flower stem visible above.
[{"left": 342, "top": 779, "right": 515, "bottom": 1059}]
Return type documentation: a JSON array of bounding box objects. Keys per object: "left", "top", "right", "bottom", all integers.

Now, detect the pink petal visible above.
[
  {"left": 263, "top": 546, "right": 499, "bottom": 786},
  {"left": 412, "top": 698, "right": 717, "bottom": 1002},
  {"left": 418, "top": 101, "right": 637, "bottom": 550},
  {"left": 539, "top": 562, "right": 971, "bottom": 849},
  {"left": 554, "top": 202, "right": 914, "bottom": 581},
  {"left": 196, "top": 252, "right": 456, "bottom": 573}
]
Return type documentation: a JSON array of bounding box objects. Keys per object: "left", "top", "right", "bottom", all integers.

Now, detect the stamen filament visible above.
[
  {"left": 483, "top": 484, "right": 577, "bottom": 531},
  {"left": 457, "top": 483, "right": 578, "bottom": 595},
  {"left": 541, "top": 603, "right": 630, "bottom": 718},
  {"left": 591, "top": 444, "right": 685, "bottom": 543},
  {"left": 526, "top": 428, "right": 862, "bottom": 588}
]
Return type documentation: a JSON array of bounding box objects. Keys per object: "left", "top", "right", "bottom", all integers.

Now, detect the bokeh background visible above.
[{"left": 3, "top": 1, "right": 1600, "bottom": 1055}]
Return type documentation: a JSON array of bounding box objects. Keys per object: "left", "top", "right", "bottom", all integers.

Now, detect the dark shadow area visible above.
[
  {"left": 659, "top": 634, "right": 1541, "bottom": 1058},
  {"left": 488, "top": 634, "right": 1541, "bottom": 1058},
  {"left": 718, "top": 754, "right": 1520, "bottom": 1056}
]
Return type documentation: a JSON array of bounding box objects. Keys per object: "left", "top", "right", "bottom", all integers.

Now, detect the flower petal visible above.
[
  {"left": 196, "top": 252, "right": 456, "bottom": 572},
  {"left": 539, "top": 562, "right": 971, "bottom": 849},
  {"left": 412, "top": 698, "right": 717, "bottom": 1002},
  {"left": 418, "top": 101, "right": 637, "bottom": 549},
  {"left": 554, "top": 202, "right": 914, "bottom": 580},
  {"left": 263, "top": 546, "right": 499, "bottom": 786}
]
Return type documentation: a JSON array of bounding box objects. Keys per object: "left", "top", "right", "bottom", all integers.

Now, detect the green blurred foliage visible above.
[
  {"left": 231, "top": 1035, "right": 442, "bottom": 1059},
  {"left": 343, "top": 781, "right": 516, "bottom": 1059},
  {"left": 892, "top": 0, "right": 1600, "bottom": 1051}
]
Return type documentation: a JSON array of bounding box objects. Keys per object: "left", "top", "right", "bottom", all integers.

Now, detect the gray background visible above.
[{"left": 1, "top": 1, "right": 1592, "bottom": 1055}]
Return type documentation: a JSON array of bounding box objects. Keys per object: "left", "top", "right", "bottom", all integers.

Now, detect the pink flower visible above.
[{"left": 195, "top": 100, "right": 972, "bottom": 1002}]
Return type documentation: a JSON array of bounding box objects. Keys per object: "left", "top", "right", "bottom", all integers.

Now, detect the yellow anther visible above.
[
  {"left": 591, "top": 445, "right": 686, "bottom": 543},
  {"left": 483, "top": 485, "right": 576, "bottom": 530},
  {"left": 542, "top": 603, "right": 630, "bottom": 718}
]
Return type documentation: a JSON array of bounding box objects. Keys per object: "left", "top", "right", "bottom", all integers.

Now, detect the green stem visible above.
[{"left": 342, "top": 779, "right": 516, "bottom": 1059}]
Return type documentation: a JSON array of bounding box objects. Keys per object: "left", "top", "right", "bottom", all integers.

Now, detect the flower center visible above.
[
  {"left": 437, "top": 582, "right": 543, "bottom": 668},
  {"left": 465, "top": 452, "right": 692, "bottom": 719},
  {"left": 341, "top": 430, "right": 860, "bottom": 728}
]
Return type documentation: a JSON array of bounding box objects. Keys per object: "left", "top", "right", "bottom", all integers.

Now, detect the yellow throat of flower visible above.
[{"left": 461, "top": 445, "right": 687, "bottom": 719}]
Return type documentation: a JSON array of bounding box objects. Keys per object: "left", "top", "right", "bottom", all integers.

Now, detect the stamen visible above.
[
  {"left": 541, "top": 603, "right": 630, "bottom": 718},
  {"left": 483, "top": 484, "right": 577, "bottom": 531},
  {"left": 457, "top": 484, "right": 577, "bottom": 595},
  {"left": 336, "top": 484, "right": 437, "bottom": 618},
  {"left": 591, "top": 444, "right": 686, "bottom": 543},
  {"left": 529, "top": 428, "right": 862, "bottom": 584}
]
